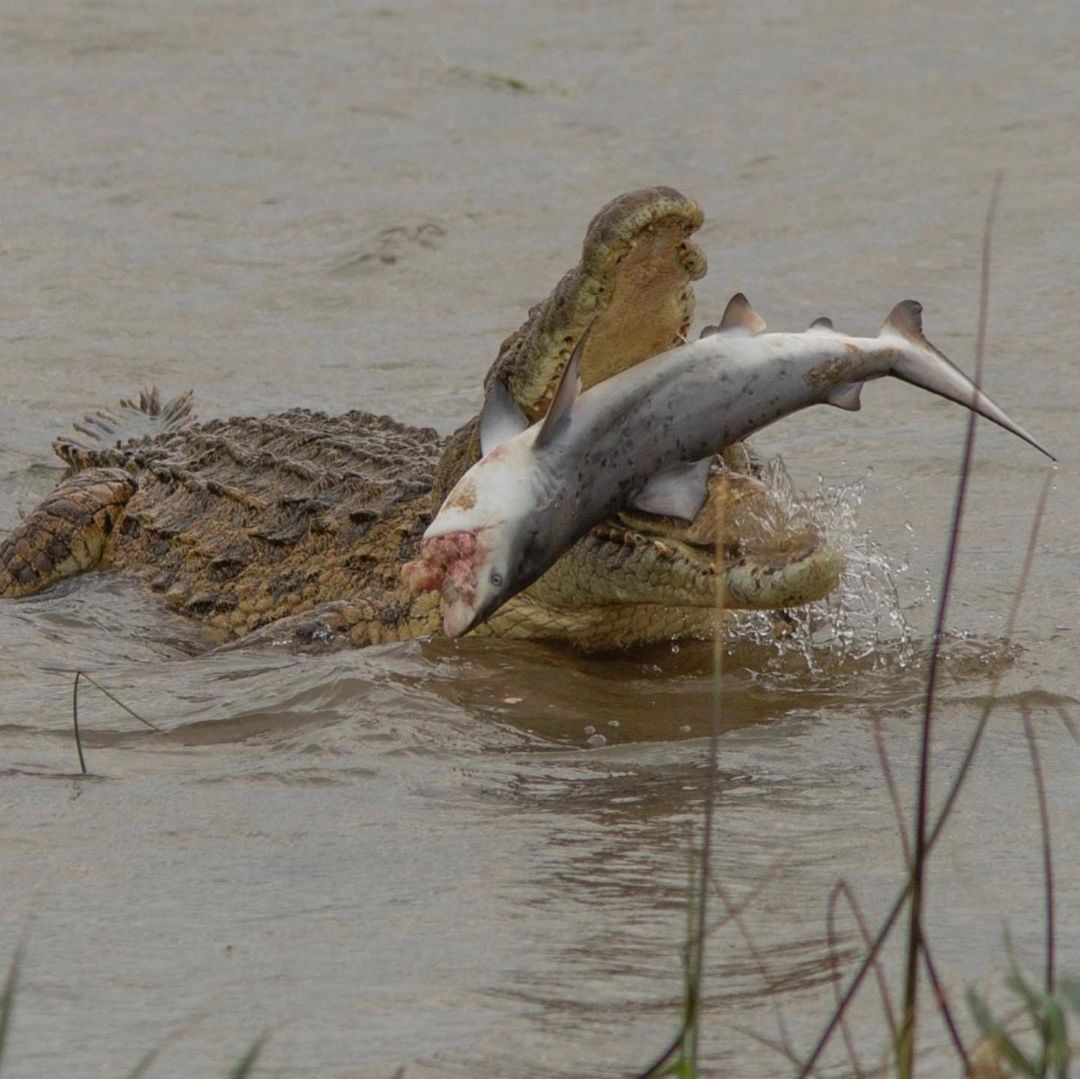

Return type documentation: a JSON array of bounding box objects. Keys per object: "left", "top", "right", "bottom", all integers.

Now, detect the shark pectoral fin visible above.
[
  {"left": 630, "top": 457, "right": 713, "bottom": 521},
  {"left": 536, "top": 323, "right": 591, "bottom": 449},
  {"left": 810, "top": 316, "right": 835, "bottom": 330},
  {"left": 718, "top": 292, "right": 767, "bottom": 334},
  {"left": 827, "top": 382, "right": 864, "bottom": 411},
  {"left": 480, "top": 379, "right": 530, "bottom": 454}
]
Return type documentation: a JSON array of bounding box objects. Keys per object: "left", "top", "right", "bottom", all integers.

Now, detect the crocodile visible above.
[{"left": 0, "top": 187, "right": 843, "bottom": 651}]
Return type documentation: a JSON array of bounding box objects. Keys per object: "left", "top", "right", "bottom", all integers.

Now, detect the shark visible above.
[{"left": 401, "top": 296, "right": 1054, "bottom": 637}]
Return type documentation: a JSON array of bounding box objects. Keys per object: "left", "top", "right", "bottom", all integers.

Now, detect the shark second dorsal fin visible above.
[
  {"left": 810, "top": 316, "right": 835, "bottom": 330},
  {"left": 536, "top": 325, "right": 591, "bottom": 449},
  {"left": 479, "top": 379, "right": 530, "bottom": 454},
  {"left": 718, "top": 293, "right": 767, "bottom": 334},
  {"left": 882, "top": 299, "right": 925, "bottom": 343}
]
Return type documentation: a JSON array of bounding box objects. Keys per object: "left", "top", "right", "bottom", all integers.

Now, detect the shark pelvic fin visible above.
[
  {"left": 536, "top": 324, "right": 590, "bottom": 449},
  {"left": 630, "top": 457, "right": 712, "bottom": 521},
  {"left": 827, "top": 382, "right": 864, "bottom": 411},
  {"left": 479, "top": 379, "right": 530, "bottom": 454},
  {"left": 810, "top": 316, "right": 835, "bottom": 330},
  {"left": 718, "top": 293, "right": 767, "bottom": 334}
]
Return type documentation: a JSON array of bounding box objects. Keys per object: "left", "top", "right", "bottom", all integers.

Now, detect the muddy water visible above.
[{"left": 1, "top": 1, "right": 1078, "bottom": 1075}]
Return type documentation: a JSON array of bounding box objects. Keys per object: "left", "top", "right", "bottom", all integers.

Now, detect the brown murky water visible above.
[{"left": 2, "top": 2, "right": 1078, "bottom": 1075}]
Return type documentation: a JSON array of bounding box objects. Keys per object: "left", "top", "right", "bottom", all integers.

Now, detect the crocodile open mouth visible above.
[
  {"left": 592, "top": 519, "right": 840, "bottom": 610},
  {"left": 574, "top": 457, "right": 845, "bottom": 613}
]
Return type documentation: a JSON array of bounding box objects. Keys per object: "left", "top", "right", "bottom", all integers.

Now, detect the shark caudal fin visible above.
[{"left": 881, "top": 301, "right": 1055, "bottom": 461}]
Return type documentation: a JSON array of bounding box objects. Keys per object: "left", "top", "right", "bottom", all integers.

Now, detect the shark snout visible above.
[{"left": 400, "top": 528, "right": 510, "bottom": 638}]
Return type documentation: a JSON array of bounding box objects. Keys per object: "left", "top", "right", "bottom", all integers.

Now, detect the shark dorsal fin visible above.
[
  {"left": 698, "top": 324, "right": 721, "bottom": 339},
  {"left": 718, "top": 293, "right": 767, "bottom": 334},
  {"left": 882, "top": 299, "right": 926, "bottom": 343},
  {"left": 536, "top": 325, "right": 591, "bottom": 449},
  {"left": 810, "top": 316, "right": 835, "bottom": 330},
  {"left": 479, "top": 378, "right": 530, "bottom": 454}
]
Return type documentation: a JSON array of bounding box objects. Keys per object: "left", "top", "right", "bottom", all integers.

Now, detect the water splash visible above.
[{"left": 727, "top": 456, "right": 925, "bottom": 674}]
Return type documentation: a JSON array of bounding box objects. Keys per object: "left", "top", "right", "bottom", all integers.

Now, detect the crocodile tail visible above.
[{"left": 53, "top": 387, "right": 196, "bottom": 473}]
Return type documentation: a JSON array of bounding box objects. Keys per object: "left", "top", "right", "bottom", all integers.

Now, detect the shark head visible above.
[
  {"left": 401, "top": 436, "right": 555, "bottom": 637},
  {"left": 401, "top": 327, "right": 593, "bottom": 637}
]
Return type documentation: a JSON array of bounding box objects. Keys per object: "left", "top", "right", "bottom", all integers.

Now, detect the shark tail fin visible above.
[{"left": 882, "top": 301, "right": 1055, "bottom": 461}]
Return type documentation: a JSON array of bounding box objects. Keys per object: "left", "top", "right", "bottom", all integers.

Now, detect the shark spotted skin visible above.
[{"left": 406, "top": 296, "right": 1052, "bottom": 637}]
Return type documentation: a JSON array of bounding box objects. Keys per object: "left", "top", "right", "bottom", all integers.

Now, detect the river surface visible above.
[{"left": 1, "top": 1, "right": 1078, "bottom": 1075}]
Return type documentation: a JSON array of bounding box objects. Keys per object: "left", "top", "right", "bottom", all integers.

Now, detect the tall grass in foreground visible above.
[
  {"left": 641, "top": 176, "right": 1069, "bottom": 1077},
  {"left": 0, "top": 945, "right": 266, "bottom": 1079}
]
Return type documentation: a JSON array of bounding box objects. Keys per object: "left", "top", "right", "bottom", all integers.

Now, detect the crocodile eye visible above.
[{"left": 490, "top": 571, "right": 504, "bottom": 588}]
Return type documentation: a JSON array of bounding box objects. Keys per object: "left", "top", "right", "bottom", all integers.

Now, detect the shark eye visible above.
[{"left": 489, "top": 570, "right": 504, "bottom": 588}]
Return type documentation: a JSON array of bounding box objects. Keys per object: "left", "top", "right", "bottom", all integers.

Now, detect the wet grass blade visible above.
[
  {"left": 872, "top": 716, "right": 911, "bottom": 864},
  {"left": 897, "top": 171, "right": 1004, "bottom": 1078},
  {"left": 798, "top": 468, "right": 1052, "bottom": 1078},
  {"left": 72, "top": 670, "right": 88, "bottom": 774},
  {"left": 76, "top": 671, "right": 167, "bottom": 734},
  {"left": 827, "top": 878, "right": 896, "bottom": 1066},
  {"left": 71, "top": 669, "right": 169, "bottom": 773},
  {"left": 0, "top": 947, "right": 20, "bottom": 1071},
  {"left": 638, "top": 860, "right": 702, "bottom": 1077},
  {"left": 919, "top": 932, "right": 969, "bottom": 1069},
  {"left": 798, "top": 174, "right": 1055, "bottom": 1075},
  {"left": 1019, "top": 700, "right": 1055, "bottom": 995},
  {"left": 124, "top": 1047, "right": 162, "bottom": 1078},
  {"left": 1042, "top": 995, "right": 1069, "bottom": 1078},
  {"left": 712, "top": 873, "right": 799, "bottom": 1070},
  {"left": 640, "top": 529, "right": 734, "bottom": 1076},
  {"left": 967, "top": 986, "right": 1038, "bottom": 1074},
  {"left": 1058, "top": 977, "right": 1080, "bottom": 1014},
  {"left": 225, "top": 1033, "right": 267, "bottom": 1078}
]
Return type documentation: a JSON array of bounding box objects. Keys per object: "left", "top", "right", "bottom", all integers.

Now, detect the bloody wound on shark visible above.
[{"left": 402, "top": 295, "right": 1054, "bottom": 637}]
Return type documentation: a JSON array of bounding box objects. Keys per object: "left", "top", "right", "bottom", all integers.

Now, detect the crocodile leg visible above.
[{"left": 0, "top": 468, "right": 137, "bottom": 597}]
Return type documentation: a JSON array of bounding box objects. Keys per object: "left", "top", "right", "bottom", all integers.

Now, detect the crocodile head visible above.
[{"left": 431, "top": 187, "right": 844, "bottom": 649}]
